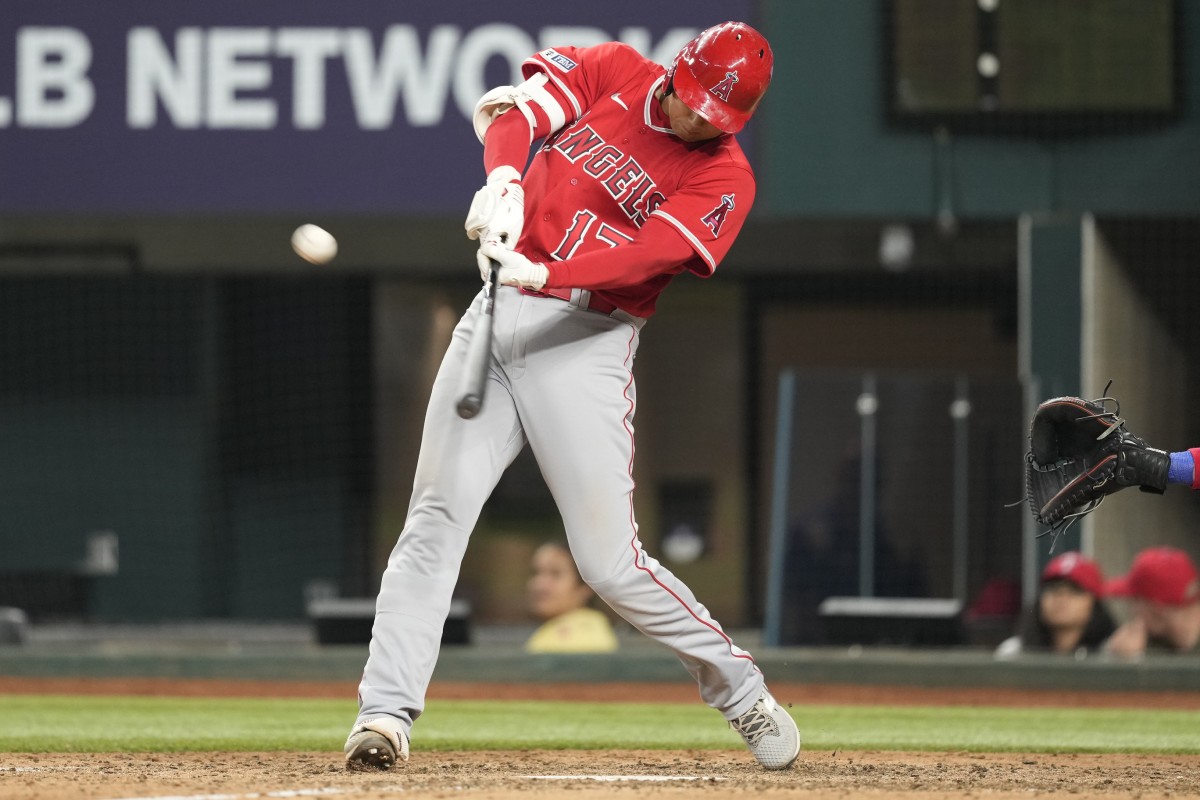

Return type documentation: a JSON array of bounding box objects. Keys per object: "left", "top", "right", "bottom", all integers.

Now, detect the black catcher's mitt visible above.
[{"left": 1026, "top": 394, "right": 1169, "bottom": 542}]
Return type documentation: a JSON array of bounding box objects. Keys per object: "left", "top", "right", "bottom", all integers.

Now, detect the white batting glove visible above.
[
  {"left": 464, "top": 165, "right": 524, "bottom": 249},
  {"left": 478, "top": 237, "right": 549, "bottom": 291}
]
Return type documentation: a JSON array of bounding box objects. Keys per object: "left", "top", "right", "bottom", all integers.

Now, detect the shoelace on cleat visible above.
[{"left": 730, "top": 702, "right": 779, "bottom": 747}]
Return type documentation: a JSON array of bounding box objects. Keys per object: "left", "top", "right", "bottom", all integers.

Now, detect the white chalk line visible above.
[
  {"left": 104, "top": 788, "right": 403, "bottom": 800},
  {"left": 522, "top": 774, "right": 724, "bottom": 782}
]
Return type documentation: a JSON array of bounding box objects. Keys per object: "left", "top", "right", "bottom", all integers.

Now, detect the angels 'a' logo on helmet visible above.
[
  {"left": 668, "top": 22, "right": 772, "bottom": 134},
  {"left": 709, "top": 71, "right": 739, "bottom": 102}
]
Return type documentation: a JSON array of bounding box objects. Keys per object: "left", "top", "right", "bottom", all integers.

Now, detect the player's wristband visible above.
[
  {"left": 486, "top": 165, "right": 523, "bottom": 190},
  {"left": 1168, "top": 449, "right": 1200, "bottom": 488}
]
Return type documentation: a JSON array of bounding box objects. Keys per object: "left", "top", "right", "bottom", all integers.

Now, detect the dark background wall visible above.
[
  {"left": 0, "top": 1, "right": 1196, "bottom": 626},
  {"left": 759, "top": 1, "right": 1199, "bottom": 217}
]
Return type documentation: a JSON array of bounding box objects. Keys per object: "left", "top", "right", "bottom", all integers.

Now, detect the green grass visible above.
[{"left": 1, "top": 695, "right": 1198, "bottom": 754}]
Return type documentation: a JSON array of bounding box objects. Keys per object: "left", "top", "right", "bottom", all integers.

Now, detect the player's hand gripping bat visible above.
[{"left": 455, "top": 261, "right": 499, "bottom": 419}]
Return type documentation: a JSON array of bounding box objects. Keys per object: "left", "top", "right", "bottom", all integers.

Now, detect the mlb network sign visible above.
[{"left": 0, "top": 1, "right": 747, "bottom": 214}]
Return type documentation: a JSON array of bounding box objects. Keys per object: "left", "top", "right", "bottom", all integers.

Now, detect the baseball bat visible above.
[{"left": 455, "top": 261, "right": 499, "bottom": 419}]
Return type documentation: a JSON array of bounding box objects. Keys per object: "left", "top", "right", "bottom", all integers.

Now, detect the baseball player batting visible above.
[{"left": 344, "top": 21, "right": 799, "bottom": 771}]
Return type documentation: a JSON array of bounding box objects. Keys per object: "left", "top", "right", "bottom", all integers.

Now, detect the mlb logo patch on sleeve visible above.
[{"left": 541, "top": 49, "right": 578, "bottom": 72}]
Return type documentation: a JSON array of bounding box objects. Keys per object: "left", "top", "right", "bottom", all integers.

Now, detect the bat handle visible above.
[
  {"left": 480, "top": 262, "right": 499, "bottom": 308},
  {"left": 455, "top": 263, "right": 500, "bottom": 420}
]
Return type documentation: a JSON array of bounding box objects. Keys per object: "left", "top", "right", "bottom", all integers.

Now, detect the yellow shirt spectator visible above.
[
  {"left": 526, "top": 607, "right": 618, "bottom": 653},
  {"left": 524, "top": 541, "right": 619, "bottom": 654}
]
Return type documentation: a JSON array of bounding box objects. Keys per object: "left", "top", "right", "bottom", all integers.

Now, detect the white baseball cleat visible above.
[
  {"left": 344, "top": 717, "right": 410, "bottom": 771},
  {"left": 729, "top": 689, "right": 801, "bottom": 770}
]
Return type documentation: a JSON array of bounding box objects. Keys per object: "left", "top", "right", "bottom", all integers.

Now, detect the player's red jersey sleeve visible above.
[{"left": 647, "top": 146, "right": 756, "bottom": 276}]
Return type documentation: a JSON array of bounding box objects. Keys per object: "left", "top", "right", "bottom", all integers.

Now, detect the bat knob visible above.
[{"left": 457, "top": 395, "right": 482, "bottom": 419}]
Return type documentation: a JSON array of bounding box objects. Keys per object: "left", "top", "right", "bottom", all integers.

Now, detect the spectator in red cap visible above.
[
  {"left": 1104, "top": 547, "right": 1200, "bottom": 657},
  {"left": 995, "top": 552, "right": 1116, "bottom": 658}
]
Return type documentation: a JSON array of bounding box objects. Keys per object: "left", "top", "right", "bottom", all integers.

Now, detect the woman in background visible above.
[
  {"left": 526, "top": 541, "right": 619, "bottom": 654},
  {"left": 995, "top": 551, "right": 1116, "bottom": 658}
]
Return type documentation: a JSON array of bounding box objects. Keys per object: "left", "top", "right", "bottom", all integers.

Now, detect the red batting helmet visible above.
[{"left": 667, "top": 21, "right": 774, "bottom": 134}]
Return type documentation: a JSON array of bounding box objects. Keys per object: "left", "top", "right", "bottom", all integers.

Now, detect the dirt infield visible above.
[
  {"left": 4, "top": 750, "right": 1200, "bottom": 800},
  {"left": 2, "top": 678, "right": 1200, "bottom": 799}
]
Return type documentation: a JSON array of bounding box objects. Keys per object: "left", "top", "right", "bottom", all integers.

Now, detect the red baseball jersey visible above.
[{"left": 517, "top": 42, "right": 757, "bottom": 318}]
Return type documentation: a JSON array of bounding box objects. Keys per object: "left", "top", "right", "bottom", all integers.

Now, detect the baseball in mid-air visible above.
[{"left": 291, "top": 223, "right": 338, "bottom": 264}]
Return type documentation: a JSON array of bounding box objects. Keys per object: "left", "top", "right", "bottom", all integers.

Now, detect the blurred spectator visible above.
[
  {"left": 1104, "top": 547, "right": 1200, "bottom": 657},
  {"left": 995, "top": 552, "right": 1116, "bottom": 658},
  {"left": 525, "top": 541, "right": 618, "bottom": 654},
  {"left": 964, "top": 576, "right": 1022, "bottom": 647}
]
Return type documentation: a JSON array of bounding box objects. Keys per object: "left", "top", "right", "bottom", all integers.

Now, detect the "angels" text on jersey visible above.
[{"left": 550, "top": 124, "right": 667, "bottom": 227}]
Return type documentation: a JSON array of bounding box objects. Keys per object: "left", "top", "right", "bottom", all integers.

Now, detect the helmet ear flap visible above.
[{"left": 663, "top": 59, "right": 677, "bottom": 97}]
